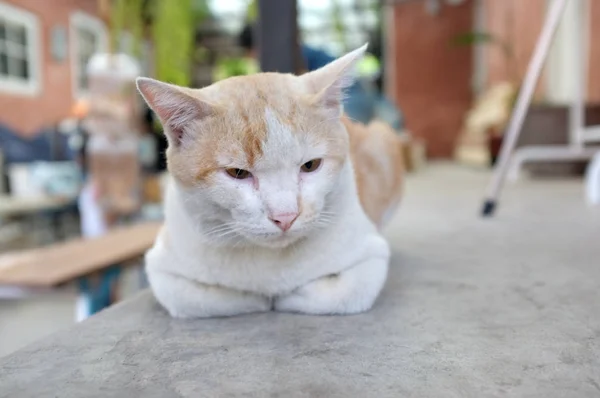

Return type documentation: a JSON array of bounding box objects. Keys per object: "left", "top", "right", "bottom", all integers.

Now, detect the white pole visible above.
[
  {"left": 571, "top": 0, "right": 590, "bottom": 147},
  {"left": 481, "top": 0, "right": 569, "bottom": 216}
]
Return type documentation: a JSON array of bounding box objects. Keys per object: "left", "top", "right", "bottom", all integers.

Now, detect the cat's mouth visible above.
[{"left": 240, "top": 230, "right": 305, "bottom": 248}]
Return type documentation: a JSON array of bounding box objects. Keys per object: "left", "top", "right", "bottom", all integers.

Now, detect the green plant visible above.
[
  {"left": 152, "top": 0, "right": 194, "bottom": 86},
  {"left": 191, "top": 0, "right": 211, "bottom": 25},
  {"left": 213, "top": 57, "right": 259, "bottom": 81},
  {"left": 110, "top": 0, "right": 144, "bottom": 57},
  {"left": 246, "top": 0, "right": 258, "bottom": 22},
  {"left": 451, "top": 31, "right": 519, "bottom": 84}
]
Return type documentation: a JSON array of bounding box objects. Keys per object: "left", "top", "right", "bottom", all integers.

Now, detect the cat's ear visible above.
[
  {"left": 301, "top": 43, "right": 368, "bottom": 114},
  {"left": 136, "top": 77, "right": 214, "bottom": 147}
]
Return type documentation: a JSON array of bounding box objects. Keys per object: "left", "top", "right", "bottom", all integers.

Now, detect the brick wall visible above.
[
  {"left": 483, "top": 0, "right": 546, "bottom": 98},
  {"left": 390, "top": 0, "right": 474, "bottom": 158},
  {"left": 0, "top": 0, "right": 99, "bottom": 137},
  {"left": 387, "top": 0, "right": 600, "bottom": 158}
]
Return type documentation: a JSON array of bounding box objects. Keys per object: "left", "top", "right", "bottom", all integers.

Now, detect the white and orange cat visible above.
[{"left": 137, "top": 44, "right": 403, "bottom": 318}]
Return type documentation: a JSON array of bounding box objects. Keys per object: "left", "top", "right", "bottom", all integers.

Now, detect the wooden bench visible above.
[
  {"left": 0, "top": 221, "right": 161, "bottom": 317},
  {"left": 0, "top": 195, "right": 74, "bottom": 219},
  {"left": 0, "top": 195, "right": 78, "bottom": 245}
]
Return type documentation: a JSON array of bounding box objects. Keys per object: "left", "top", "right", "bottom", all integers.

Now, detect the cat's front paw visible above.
[
  {"left": 274, "top": 256, "right": 388, "bottom": 315},
  {"left": 148, "top": 270, "right": 271, "bottom": 318}
]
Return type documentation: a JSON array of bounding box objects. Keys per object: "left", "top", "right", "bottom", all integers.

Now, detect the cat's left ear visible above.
[{"left": 301, "top": 43, "right": 368, "bottom": 114}]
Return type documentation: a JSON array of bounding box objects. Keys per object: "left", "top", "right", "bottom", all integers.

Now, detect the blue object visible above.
[
  {"left": 0, "top": 123, "right": 75, "bottom": 164},
  {"left": 77, "top": 266, "right": 122, "bottom": 316},
  {"left": 299, "top": 46, "right": 403, "bottom": 129},
  {"left": 301, "top": 46, "right": 336, "bottom": 71}
]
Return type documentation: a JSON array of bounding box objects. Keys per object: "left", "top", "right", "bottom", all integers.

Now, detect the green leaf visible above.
[
  {"left": 246, "top": 0, "right": 258, "bottom": 22},
  {"left": 152, "top": 0, "right": 194, "bottom": 86},
  {"left": 451, "top": 32, "right": 496, "bottom": 47}
]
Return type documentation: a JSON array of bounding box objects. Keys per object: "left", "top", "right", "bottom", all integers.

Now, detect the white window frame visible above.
[
  {"left": 69, "top": 11, "right": 108, "bottom": 99},
  {"left": 0, "top": 2, "right": 41, "bottom": 96}
]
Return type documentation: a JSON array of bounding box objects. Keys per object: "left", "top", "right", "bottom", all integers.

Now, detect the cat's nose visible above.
[{"left": 269, "top": 212, "right": 299, "bottom": 232}]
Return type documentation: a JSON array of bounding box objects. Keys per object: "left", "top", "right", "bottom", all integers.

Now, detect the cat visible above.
[{"left": 137, "top": 44, "right": 404, "bottom": 318}]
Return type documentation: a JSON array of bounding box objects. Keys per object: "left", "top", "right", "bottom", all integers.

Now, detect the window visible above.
[
  {"left": 0, "top": 2, "right": 40, "bottom": 96},
  {"left": 70, "top": 11, "right": 107, "bottom": 98}
]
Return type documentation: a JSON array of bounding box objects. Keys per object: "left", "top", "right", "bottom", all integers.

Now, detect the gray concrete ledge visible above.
[{"left": 1, "top": 166, "right": 599, "bottom": 397}]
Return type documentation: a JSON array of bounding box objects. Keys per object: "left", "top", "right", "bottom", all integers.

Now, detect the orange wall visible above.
[
  {"left": 0, "top": 0, "right": 99, "bottom": 137},
  {"left": 391, "top": 1, "right": 474, "bottom": 158},
  {"left": 387, "top": 0, "right": 600, "bottom": 158},
  {"left": 483, "top": 0, "right": 546, "bottom": 96}
]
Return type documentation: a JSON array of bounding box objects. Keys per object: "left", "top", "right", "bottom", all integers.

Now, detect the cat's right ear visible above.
[{"left": 136, "top": 77, "right": 213, "bottom": 147}]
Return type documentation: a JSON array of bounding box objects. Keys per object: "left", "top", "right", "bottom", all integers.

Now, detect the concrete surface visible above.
[
  {"left": 0, "top": 267, "right": 144, "bottom": 358},
  {"left": 1, "top": 165, "right": 599, "bottom": 397}
]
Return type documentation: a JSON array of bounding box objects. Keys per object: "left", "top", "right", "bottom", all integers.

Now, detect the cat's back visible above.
[{"left": 343, "top": 116, "right": 404, "bottom": 228}]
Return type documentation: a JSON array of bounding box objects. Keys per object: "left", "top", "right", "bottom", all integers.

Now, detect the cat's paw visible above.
[
  {"left": 148, "top": 270, "right": 271, "bottom": 318},
  {"left": 274, "top": 256, "right": 388, "bottom": 315}
]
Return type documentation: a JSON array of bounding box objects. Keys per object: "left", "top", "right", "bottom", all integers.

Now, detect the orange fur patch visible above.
[
  {"left": 343, "top": 116, "right": 404, "bottom": 227},
  {"left": 168, "top": 73, "right": 349, "bottom": 187}
]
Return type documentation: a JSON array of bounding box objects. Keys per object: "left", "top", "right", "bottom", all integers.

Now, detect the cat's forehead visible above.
[
  {"left": 170, "top": 74, "right": 347, "bottom": 186},
  {"left": 202, "top": 73, "right": 308, "bottom": 111},
  {"left": 199, "top": 74, "right": 321, "bottom": 161}
]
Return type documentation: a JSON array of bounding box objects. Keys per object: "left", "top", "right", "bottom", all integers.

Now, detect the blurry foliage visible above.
[
  {"left": 213, "top": 57, "right": 259, "bottom": 82},
  {"left": 454, "top": 31, "right": 520, "bottom": 137},
  {"left": 129, "top": 0, "right": 144, "bottom": 57},
  {"left": 110, "top": 0, "right": 211, "bottom": 87},
  {"left": 451, "top": 32, "right": 513, "bottom": 61},
  {"left": 357, "top": 53, "right": 380, "bottom": 78},
  {"left": 451, "top": 31, "right": 519, "bottom": 84},
  {"left": 110, "top": 0, "right": 144, "bottom": 57},
  {"left": 246, "top": 0, "right": 258, "bottom": 22},
  {"left": 194, "top": 46, "right": 210, "bottom": 63},
  {"left": 191, "top": 0, "right": 212, "bottom": 24},
  {"left": 110, "top": 0, "right": 125, "bottom": 52},
  {"left": 151, "top": 0, "right": 194, "bottom": 86}
]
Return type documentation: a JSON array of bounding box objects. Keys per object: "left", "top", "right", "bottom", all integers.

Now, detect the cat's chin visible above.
[{"left": 239, "top": 232, "right": 306, "bottom": 250}]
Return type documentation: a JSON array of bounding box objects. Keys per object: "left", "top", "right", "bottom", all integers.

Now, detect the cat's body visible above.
[
  {"left": 345, "top": 116, "right": 404, "bottom": 228},
  {"left": 139, "top": 45, "right": 403, "bottom": 318}
]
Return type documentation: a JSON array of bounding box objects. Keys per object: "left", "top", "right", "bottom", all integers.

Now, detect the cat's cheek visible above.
[{"left": 226, "top": 183, "right": 264, "bottom": 218}]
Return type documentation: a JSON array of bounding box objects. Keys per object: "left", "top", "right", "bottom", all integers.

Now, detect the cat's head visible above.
[{"left": 137, "top": 44, "right": 367, "bottom": 248}]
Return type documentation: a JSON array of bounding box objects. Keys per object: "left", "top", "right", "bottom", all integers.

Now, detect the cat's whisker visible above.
[
  {"left": 204, "top": 226, "right": 239, "bottom": 239},
  {"left": 202, "top": 223, "right": 238, "bottom": 236}
]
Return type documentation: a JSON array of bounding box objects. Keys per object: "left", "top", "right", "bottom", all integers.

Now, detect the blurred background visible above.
[{"left": 0, "top": 0, "right": 599, "bottom": 358}]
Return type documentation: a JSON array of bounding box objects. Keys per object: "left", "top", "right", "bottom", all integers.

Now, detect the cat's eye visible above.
[
  {"left": 226, "top": 168, "right": 252, "bottom": 179},
  {"left": 301, "top": 159, "right": 322, "bottom": 173}
]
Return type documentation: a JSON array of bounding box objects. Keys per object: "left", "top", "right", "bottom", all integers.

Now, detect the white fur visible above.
[
  {"left": 143, "top": 44, "right": 391, "bottom": 318},
  {"left": 146, "top": 113, "right": 390, "bottom": 318}
]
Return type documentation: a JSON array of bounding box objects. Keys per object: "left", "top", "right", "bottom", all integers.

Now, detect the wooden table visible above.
[
  {"left": 0, "top": 222, "right": 161, "bottom": 286},
  {"left": 0, "top": 221, "right": 161, "bottom": 318},
  {"left": 0, "top": 195, "right": 75, "bottom": 218},
  {"left": 0, "top": 195, "right": 78, "bottom": 244}
]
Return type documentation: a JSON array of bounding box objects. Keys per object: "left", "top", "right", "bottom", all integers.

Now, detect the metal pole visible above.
[
  {"left": 481, "top": 0, "right": 568, "bottom": 217},
  {"left": 257, "top": 0, "right": 300, "bottom": 74}
]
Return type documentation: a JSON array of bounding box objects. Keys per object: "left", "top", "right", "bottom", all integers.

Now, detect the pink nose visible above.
[{"left": 269, "top": 213, "right": 298, "bottom": 232}]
